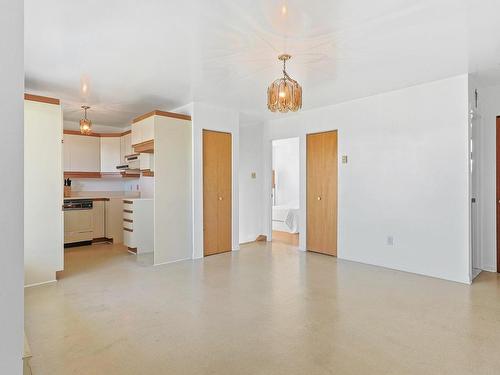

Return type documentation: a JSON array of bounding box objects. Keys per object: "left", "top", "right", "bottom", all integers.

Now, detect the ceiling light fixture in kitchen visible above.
[
  {"left": 267, "top": 54, "right": 302, "bottom": 113},
  {"left": 80, "top": 105, "right": 92, "bottom": 135}
]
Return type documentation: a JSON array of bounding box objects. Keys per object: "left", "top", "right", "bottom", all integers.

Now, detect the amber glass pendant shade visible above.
[
  {"left": 267, "top": 54, "right": 302, "bottom": 113},
  {"left": 79, "top": 106, "right": 92, "bottom": 135}
]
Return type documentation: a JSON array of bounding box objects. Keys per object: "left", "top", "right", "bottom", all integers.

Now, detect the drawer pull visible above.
[
  {"left": 123, "top": 209, "right": 133, "bottom": 214},
  {"left": 123, "top": 227, "right": 133, "bottom": 232},
  {"left": 123, "top": 218, "right": 133, "bottom": 223}
]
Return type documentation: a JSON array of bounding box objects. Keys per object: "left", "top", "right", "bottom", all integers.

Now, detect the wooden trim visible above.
[
  {"left": 55, "top": 270, "right": 64, "bottom": 280},
  {"left": 133, "top": 140, "right": 154, "bottom": 153},
  {"left": 123, "top": 218, "right": 133, "bottom": 223},
  {"left": 132, "top": 139, "right": 154, "bottom": 153},
  {"left": 123, "top": 227, "right": 133, "bottom": 232},
  {"left": 123, "top": 200, "right": 133, "bottom": 204},
  {"left": 63, "top": 130, "right": 101, "bottom": 137},
  {"left": 64, "top": 171, "right": 101, "bottom": 179},
  {"left": 120, "top": 172, "right": 141, "bottom": 178},
  {"left": 63, "top": 129, "right": 130, "bottom": 138},
  {"left": 100, "top": 172, "right": 122, "bottom": 178},
  {"left": 92, "top": 237, "right": 113, "bottom": 243},
  {"left": 142, "top": 170, "right": 154, "bottom": 177},
  {"left": 132, "top": 109, "right": 191, "bottom": 123},
  {"left": 24, "top": 93, "right": 60, "bottom": 105},
  {"left": 124, "top": 209, "right": 133, "bottom": 214}
]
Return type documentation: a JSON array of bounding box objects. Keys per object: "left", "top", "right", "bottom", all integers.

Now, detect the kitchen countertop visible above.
[{"left": 64, "top": 191, "right": 141, "bottom": 202}]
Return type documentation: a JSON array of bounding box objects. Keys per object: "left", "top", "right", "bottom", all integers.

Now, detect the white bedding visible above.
[{"left": 272, "top": 204, "right": 299, "bottom": 233}]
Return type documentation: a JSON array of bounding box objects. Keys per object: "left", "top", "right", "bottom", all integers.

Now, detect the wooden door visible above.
[
  {"left": 307, "top": 130, "right": 338, "bottom": 256},
  {"left": 203, "top": 130, "right": 232, "bottom": 256},
  {"left": 496, "top": 117, "right": 500, "bottom": 272}
]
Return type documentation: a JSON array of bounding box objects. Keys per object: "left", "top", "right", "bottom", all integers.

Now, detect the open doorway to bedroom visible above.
[{"left": 271, "top": 137, "right": 300, "bottom": 247}]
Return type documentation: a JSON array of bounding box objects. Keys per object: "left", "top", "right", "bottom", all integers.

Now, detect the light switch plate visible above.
[
  {"left": 342, "top": 155, "right": 348, "bottom": 164},
  {"left": 251, "top": 172, "right": 256, "bottom": 179}
]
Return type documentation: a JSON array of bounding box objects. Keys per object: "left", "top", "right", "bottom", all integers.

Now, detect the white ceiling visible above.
[{"left": 25, "top": 0, "right": 500, "bottom": 127}]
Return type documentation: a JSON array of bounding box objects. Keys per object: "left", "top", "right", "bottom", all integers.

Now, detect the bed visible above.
[{"left": 272, "top": 204, "right": 299, "bottom": 233}]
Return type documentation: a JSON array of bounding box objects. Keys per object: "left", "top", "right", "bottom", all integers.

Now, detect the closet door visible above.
[
  {"left": 203, "top": 130, "right": 232, "bottom": 256},
  {"left": 306, "top": 130, "right": 338, "bottom": 256}
]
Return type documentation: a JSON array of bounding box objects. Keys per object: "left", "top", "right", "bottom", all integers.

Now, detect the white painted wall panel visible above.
[
  {"left": 260, "top": 75, "right": 470, "bottom": 283},
  {"left": 25, "top": 100, "right": 64, "bottom": 286},
  {"left": 0, "top": 0, "right": 23, "bottom": 371}
]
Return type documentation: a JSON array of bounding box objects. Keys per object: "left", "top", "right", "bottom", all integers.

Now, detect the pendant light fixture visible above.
[
  {"left": 80, "top": 105, "right": 92, "bottom": 135},
  {"left": 267, "top": 54, "right": 302, "bottom": 113}
]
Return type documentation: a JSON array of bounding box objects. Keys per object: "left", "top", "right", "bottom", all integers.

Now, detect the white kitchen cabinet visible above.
[
  {"left": 64, "top": 209, "right": 93, "bottom": 244},
  {"left": 139, "top": 153, "right": 155, "bottom": 171},
  {"left": 120, "top": 132, "right": 132, "bottom": 162},
  {"left": 123, "top": 198, "right": 153, "bottom": 253},
  {"left": 63, "top": 134, "right": 100, "bottom": 172},
  {"left": 105, "top": 198, "right": 123, "bottom": 243},
  {"left": 100, "top": 137, "right": 121, "bottom": 172},
  {"left": 92, "top": 201, "right": 105, "bottom": 238},
  {"left": 131, "top": 116, "right": 155, "bottom": 145}
]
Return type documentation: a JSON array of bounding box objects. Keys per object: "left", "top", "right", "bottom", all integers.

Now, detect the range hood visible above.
[{"left": 117, "top": 154, "right": 140, "bottom": 170}]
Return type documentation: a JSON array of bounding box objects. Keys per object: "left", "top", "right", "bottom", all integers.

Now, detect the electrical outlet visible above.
[
  {"left": 251, "top": 172, "right": 256, "bottom": 179},
  {"left": 387, "top": 236, "right": 394, "bottom": 246},
  {"left": 342, "top": 155, "right": 348, "bottom": 164}
]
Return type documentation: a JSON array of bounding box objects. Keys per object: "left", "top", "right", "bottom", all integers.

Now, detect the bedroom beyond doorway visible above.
[{"left": 271, "top": 137, "right": 300, "bottom": 247}]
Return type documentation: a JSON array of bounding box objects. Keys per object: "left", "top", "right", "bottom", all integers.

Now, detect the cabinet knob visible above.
[
  {"left": 219, "top": 196, "right": 223, "bottom": 201},
  {"left": 317, "top": 196, "right": 321, "bottom": 201}
]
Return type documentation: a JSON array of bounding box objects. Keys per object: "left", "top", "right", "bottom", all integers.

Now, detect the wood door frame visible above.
[
  {"left": 496, "top": 117, "right": 500, "bottom": 272},
  {"left": 306, "top": 130, "right": 338, "bottom": 256},
  {"left": 202, "top": 129, "right": 233, "bottom": 257}
]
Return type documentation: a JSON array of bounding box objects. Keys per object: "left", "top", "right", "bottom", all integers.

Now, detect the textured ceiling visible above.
[{"left": 25, "top": 0, "right": 500, "bottom": 127}]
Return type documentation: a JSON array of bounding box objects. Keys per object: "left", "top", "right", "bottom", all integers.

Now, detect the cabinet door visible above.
[
  {"left": 100, "top": 137, "right": 121, "bottom": 172},
  {"left": 106, "top": 198, "right": 124, "bottom": 243},
  {"left": 63, "top": 135, "right": 71, "bottom": 171},
  {"left": 131, "top": 122, "right": 141, "bottom": 145},
  {"left": 65, "top": 134, "right": 100, "bottom": 172},
  {"left": 141, "top": 117, "right": 155, "bottom": 142},
  {"left": 92, "top": 201, "right": 105, "bottom": 238},
  {"left": 120, "top": 133, "right": 132, "bottom": 162}
]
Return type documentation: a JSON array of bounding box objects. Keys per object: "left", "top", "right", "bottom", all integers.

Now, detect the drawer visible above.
[
  {"left": 123, "top": 228, "right": 135, "bottom": 247},
  {"left": 123, "top": 218, "right": 133, "bottom": 231},
  {"left": 123, "top": 209, "right": 133, "bottom": 221}
]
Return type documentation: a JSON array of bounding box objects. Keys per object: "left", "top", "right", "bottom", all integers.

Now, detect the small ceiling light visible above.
[
  {"left": 80, "top": 105, "right": 92, "bottom": 135},
  {"left": 267, "top": 54, "right": 302, "bottom": 113},
  {"left": 281, "top": 4, "right": 287, "bottom": 14}
]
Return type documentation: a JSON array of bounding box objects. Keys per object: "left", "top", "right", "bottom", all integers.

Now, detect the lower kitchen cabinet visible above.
[
  {"left": 64, "top": 209, "right": 93, "bottom": 244},
  {"left": 106, "top": 198, "right": 124, "bottom": 243},
  {"left": 123, "top": 198, "right": 153, "bottom": 253},
  {"left": 92, "top": 201, "right": 105, "bottom": 239}
]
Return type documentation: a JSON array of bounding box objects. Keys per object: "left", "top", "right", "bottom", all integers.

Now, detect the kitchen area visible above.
[
  {"left": 25, "top": 96, "right": 193, "bottom": 288},
  {"left": 62, "top": 113, "right": 154, "bottom": 256}
]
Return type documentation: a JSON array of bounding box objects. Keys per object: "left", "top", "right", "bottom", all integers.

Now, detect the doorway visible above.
[
  {"left": 496, "top": 117, "right": 500, "bottom": 273},
  {"left": 271, "top": 137, "right": 300, "bottom": 246},
  {"left": 203, "top": 129, "right": 232, "bottom": 256},
  {"left": 306, "top": 130, "right": 338, "bottom": 256}
]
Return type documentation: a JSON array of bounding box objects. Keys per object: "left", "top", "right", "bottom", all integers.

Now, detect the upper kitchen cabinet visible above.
[
  {"left": 64, "top": 134, "right": 100, "bottom": 172},
  {"left": 100, "top": 137, "right": 121, "bottom": 173},
  {"left": 120, "top": 132, "right": 132, "bottom": 162},
  {"left": 131, "top": 110, "right": 191, "bottom": 154}
]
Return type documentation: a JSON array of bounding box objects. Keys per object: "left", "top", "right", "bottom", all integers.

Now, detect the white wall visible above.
[
  {"left": 25, "top": 100, "right": 64, "bottom": 286},
  {"left": 192, "top": 102, "right": 240, "bottom": 258},
  {"left": 473, "top": 83, "right": 500, "bottom": 272},
  {"left": 272, "top": 137, "right": 300, "bottom": 206},
  {"left": 239, "top": 124, "right": 264, "bottom": 243},
  {"left": 261, "top": 75, "right": 471, "bottom": 283},
  {"left": 154, "top": 116, "right": 192, "bottom": 264},
  {"left": 0, "top": 0, "right": 23, "bottom": 372}
]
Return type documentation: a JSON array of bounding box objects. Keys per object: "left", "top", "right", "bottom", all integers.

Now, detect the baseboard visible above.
[
  {"left": 24, "top": 279, "right": 57, "bottom": 288},
  {"left": 481, "top": 265, "right": 497, "bottom": 273},
  {"left": 154, "top": 257, "right": 191, "bottom": 266}
]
